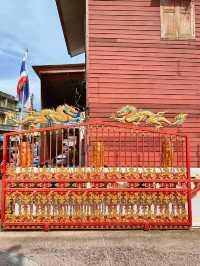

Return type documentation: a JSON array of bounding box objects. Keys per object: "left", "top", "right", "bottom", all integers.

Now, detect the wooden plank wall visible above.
[{"left": 87, "top": 0, "right": 200, "bottom": 167}]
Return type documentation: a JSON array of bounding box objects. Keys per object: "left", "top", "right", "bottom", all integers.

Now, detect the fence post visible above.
[
  {"left": 186, "top": 135, "right": 192, "bottom": 227},
  {"left": 1, "top": 134, "right": 7, "bottom": 226}
]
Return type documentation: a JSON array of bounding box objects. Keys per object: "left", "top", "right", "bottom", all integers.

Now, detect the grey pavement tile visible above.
[
  {"left": 106, "top": 247, "right": 131, "bottom": 266},
  {"left": 27, "top": 247, "right": 110, "bottom": 266}
]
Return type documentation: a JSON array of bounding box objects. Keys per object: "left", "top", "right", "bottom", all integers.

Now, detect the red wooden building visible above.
[{"left": 55, "top": 0, "right": 200, "bottom": 168}]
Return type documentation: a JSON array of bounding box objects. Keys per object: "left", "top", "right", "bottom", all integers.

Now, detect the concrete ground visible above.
[{"left": 0, "top": 230, "right": 200, "bottom": 266}]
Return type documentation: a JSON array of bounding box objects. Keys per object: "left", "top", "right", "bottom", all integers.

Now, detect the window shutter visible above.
[
  {"left": 177, "top": 0, "right": 195, "bottom": 39},
  {"left": 160, "top": 0, "right": 177, "bottom": 39}
]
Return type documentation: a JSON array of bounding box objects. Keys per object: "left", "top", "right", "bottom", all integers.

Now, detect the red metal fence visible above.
[{"left": 1, "top": 122, "right": 191, "bottom": 230}]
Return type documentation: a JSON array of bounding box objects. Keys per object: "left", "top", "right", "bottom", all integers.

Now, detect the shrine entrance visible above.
[{"left": 1, "top": 122, "right": 191, "bottom": 230}]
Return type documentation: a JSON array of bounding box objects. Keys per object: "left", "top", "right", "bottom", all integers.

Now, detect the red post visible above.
[
  {"left": 1, "top": 134, "right": 7, "bottom": 225},
  {"left": 142, "top": 133, "right": 144, "bottom": 169},
  {"left": 38, "top": 133, "right": 41, "bottom": 168},
  {"left": 136, "top": 131, "right": 138, "bottom": 167},
  {"left": 61, "top": 128, "right": 64, "bottom": 168},
  {"left": 176, "top": 135, "right": 179, "bottom": 168},
  {"left": 107, "top": 126, "right": 110, "bottom": 167},
  {"left": 73, "top": 127, "right": 76, "bottom": 167},
  {"left": 32, "top": 133, "right": 34, "bottom": 167},
  {"left": 153, "top": 132, "right": 156, "bottom": 168},
  {"left": 84, "top": 126, "right": 88, "bottom": 169},
  {"left": 78, "top": 127, "right": 81, "bottom": 168},
  {"left": 50, "top": 130, "right": 52, "bottom": 166},
  {"left": 67, "top": 128, "right": 69, "bottom": 168},
  {"left": 44, "top": 131, "right": 46, "bottom": 166},
  {"left": 9, "top": 137, "right": 11, "bottom": 164},
  {"left": 186, "top": 135, "right": 192, "bottom": 227},
  {"left": 56, "top": 129, "right": 58, "bottom": 168}
]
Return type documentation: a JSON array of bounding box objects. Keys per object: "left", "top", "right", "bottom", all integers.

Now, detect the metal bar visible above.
[
  {"left": 6, "top": 178, "right": 188, "bottom": 183},
  {"left": 50, "top": 130, "right": 52, "bottom": 166},
  {"left": 119, "top": 129, "right": 121, "bottom": 167},
  {"left": 56, "top": 129, "right": 58, "bottom": 168},
  {"left": 186, "top": 135, "right": 192, "bottom": 227},
  {"left": 84, "top": 126, "right": 87, "bottom": 169},
  {"left": 4, "top": 122, "right": 180, "bottom": 137},
  {"left": 147, "top": 133, "right": 150, "bottom": 168},
  {"left": 14, "top": 135, "right": 17, "bottom": 166},
  {"left": 159, "top": 132, "right": 162, "bottom": 171},
  {"left": 124, "top": 128, "right": 127, "bottom": 167},
  {"left": 191, "top": 179, "right": 200, "bottom": 183},
  {"left": 73, "top": 127, "right": 76, "bottom": 167},
  {"left": 31, "top": 133, "right": 34, "bottom": 167},
  {"left": 19, "top": 134, "right": 22, "bottom": 167},
  {"left": 79, "top": 127, "right": 81, "bottom": 168},
  {"left": 130, "top": 129, "right": 133, "bottom": 167},
  {"left": 191, "top": 187, "right": 200, "bottom": 194},
  {"left": 67, "top": 128, "right": 70, "bottom": 168},
  {"left": 7, "top": 188, "right": 187, "bottom": 192},
  {"left": 107, "top": 126, "right": 110, "bottom": 167},
  {"left": 44, "top": 131, "right": 46, "bottom": 166},
  {"left": 25, "top": 134, "right": 28, "bottom": 167},
  {"left": 8, "top": 137, "right": 11, "bottom": 164},
  {"left": 89, "top": 126, "right": 92, "bottom": 168},
  {"left": 3, "top": 221, "right": 190, "bottom": 227},
  {"left": 1, "top": 134, "right": 7, "bottom": 225},
  {"left": 136, "top": 131, "right": 138, "bottom": 168},
  {"left": 142, "top": 133, "right": 144, "bottom": 169},
  {"left": 182, "top": 137, "right": 185, "bottom": 168},
  {"left": 153, "top": 132, "right": 156, "bottom": 168},
  {"left": 61, "top": 128, "right": 64, "bottom": 168},
  {"left": 176, "top": 136, "right": 179, "bottom": 168}
]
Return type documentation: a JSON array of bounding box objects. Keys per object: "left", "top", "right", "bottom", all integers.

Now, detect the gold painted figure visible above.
[{"left": 111, "top": 105, "right": 187, "bottom": 128}]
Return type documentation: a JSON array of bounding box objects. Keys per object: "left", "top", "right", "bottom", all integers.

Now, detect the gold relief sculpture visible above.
[
  {"left": 180, "top": 193, "right": 187, "bottom": 220},
  {"left": 111, "top": 105, "right": 187, "bottom": 128},
  {"left": 4, "top": 160, "right": 188, "bottom": 225},
  {"left": 4, "top": 191, "right": 188, "bottom": 224},
  {"left": 92, "top": 142, "right": 104, "bottom": 168},
  {"left": 161, "top": 137, "right": 174, "bottom": 168},
  {"left": 19, "top": 142, "right": 32, "bottom": 167},
  {"left": 5, "top": 164, "right": 187, "bottom": 183},
  {"left": 18, "top": 104, "right": 84, "bottom": 129}
]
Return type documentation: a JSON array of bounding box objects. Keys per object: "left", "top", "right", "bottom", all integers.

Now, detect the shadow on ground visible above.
[{"left": 0, "top": 245, "right": 38, "bottom": 266}]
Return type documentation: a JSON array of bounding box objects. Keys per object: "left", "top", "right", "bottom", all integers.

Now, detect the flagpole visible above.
[{"left": 19, "top": 89, "right": 25, "bottom": 130}]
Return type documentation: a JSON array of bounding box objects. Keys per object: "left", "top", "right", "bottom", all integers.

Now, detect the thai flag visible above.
[{"left": 16, "top": 50, "right": 29, "bottom": 105}]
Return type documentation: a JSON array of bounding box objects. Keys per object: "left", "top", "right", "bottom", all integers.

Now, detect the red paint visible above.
[
  {"left": 1, "top": 122, "right": 191, "bottom": 230},
  {"left": 1, "top": 134, "right": 7, "bottom": 224},
  {"left": 186, "top": 135, "right": 192, "bottom": 226},
  {"left": 87, "top": 0, "right": 200, "bottom": 166}
]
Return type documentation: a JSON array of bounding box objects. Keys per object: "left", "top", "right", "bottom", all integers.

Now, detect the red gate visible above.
[{"left": 1, "top": 122, "right": 191, "bottom": 230}]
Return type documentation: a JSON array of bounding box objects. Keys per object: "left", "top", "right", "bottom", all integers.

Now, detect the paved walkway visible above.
[{"left": 0, "top": 230, "right": 200, "bottom": 266}]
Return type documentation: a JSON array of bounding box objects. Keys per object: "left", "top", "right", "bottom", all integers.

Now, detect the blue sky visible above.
[{"left": 0, "top": 0, "right": 85, "bottom": 109}]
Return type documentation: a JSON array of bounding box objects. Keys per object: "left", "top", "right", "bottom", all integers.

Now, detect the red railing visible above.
[{"left": 1, "top": 122, "right": 191, "bottom": 230}]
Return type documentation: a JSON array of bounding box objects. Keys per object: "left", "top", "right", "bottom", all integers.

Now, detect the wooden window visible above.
[{"left": 160, "top": 0, "right": 195, "bottom": 39}]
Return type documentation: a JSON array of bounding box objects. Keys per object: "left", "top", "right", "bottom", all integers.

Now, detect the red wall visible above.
[{"left": 87, "top": 0, "right": 200, "bottom": 167}]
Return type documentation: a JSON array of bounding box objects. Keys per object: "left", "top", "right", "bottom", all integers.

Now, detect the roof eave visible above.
[
  {"left": 56, "top": 0, "right": 72, "bottom": 57},
  {"left": 33, "top": 63, "right": 86, "bottom": 78},
  {"left": 56, "top": 0, "right": 85, "bottom": 57}
]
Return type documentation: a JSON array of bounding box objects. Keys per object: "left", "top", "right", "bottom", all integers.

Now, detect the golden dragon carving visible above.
[
  {"left": 5, "top": 104, "right": 85, "bottom": 129},
  {"left": 111, "top": 105, "right": 187, "bottom": 128}
]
